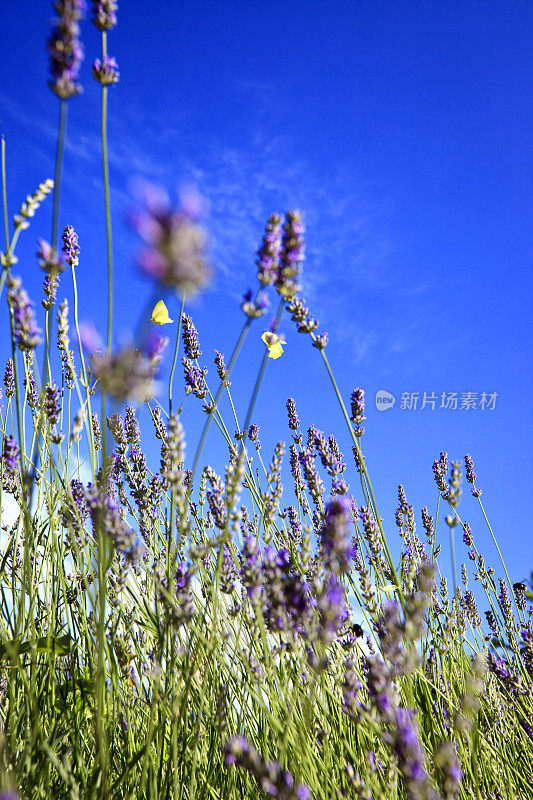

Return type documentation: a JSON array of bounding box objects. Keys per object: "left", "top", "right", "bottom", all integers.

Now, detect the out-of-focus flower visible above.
[
  {"left": 2, "top": 435, "right": 20, "bottom": 479},
  {"left": 223, "top": 735, "right": 311, "bottom": 800},
  {"left": 91, "top": 0, "right": 117, "bottom": 30},
  {"left": 146, "top": 332, "right": 168, "bottom": 371},
  {"left": 257, "top": 213, "right": 283, "bottom": 286},
  {"left": 37, "top": 239, "right": 66, "bottom": 274},
  {"left": 261, "top": 331, "right": 286, "bottom": 360},
  {"left": 92, "top": 55, "right": 120, "bottom": 85},
  {"left": 79, "top": 320, "right": 103, "bottom": 354},
  {"left": 149, "top": 300, "right": 173, "bottom": 325},
  {"left": 241, "top": 289, "right": 269, "bottom": 318},
  {"left": 7, "top": 276, "right": 42, "bottom": 352},
  {"left": 48, "top": 0, "right": 85, "bottom": 100},
  {"left": 90, "top": 346, "right": 156, "bottom": 402},
  {"left": 276, "top": 210, "right": 305, "bottom": 300},
  {"left": 128, "top": 179, "right": 210, "bottom": 294}
]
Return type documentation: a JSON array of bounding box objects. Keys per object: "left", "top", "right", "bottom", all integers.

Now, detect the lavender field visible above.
[{"left": 0, "top": 2, "right": 532, "bottom": 799}]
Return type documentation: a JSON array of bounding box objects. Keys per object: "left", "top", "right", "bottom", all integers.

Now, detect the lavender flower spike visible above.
[
  {"left": 62, "top": 225, "right": 80, "bottom": 267},
  {"left": 92, "top": 0, "right": 118, "bottom": 30},
  {"left": 257, "top": 212, "right": 283, "bottom": 286},
  {"left": 7, "top": 275, "right": 42, "bottom": 352},
  {"left": 92, "top": 55, "right": 120, "bottom": 85},
  {"left": 48, "top": 0, "right": 85, "bottom": 100},
  {"left": 129, "top": 179, "right": 210, "bottom": 294},
  {"left": 276, "top": 210, "right": 305, "bottom": 300}
]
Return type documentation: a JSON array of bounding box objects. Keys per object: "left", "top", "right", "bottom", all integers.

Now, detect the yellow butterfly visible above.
[
  {"left": 150, "top": 300, "right": 174, "bottom": 325},
  {"left": 261, "top": 331, "right": 286, "bottom": 359}
]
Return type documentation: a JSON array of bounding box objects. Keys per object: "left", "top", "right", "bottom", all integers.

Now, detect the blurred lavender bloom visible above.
[
  {"left": 146, "top": 331, "right": 168, "bottom": 371},
  {"left": 128, "top": 179, "right": 210, "bottom": 294},
  {"left": 44, "top": 381, "right": 62, "bottom": 426},
  {"left": 155, "top": 560, "right": 196, "bottom": 628},
  {"left": 317, "top": 575, "right": 349, "bottom": 643},
  {"left": 79, "top": 320, "right": 103, "bottom": 354},
  {"left": 241, "top": 288, "right": 269, "bottom": 318},
  {"left": 92, "top": 55, "right": 120, "bottom": 85},
  {"left": 2, "top": 435, "right": 20, "bottom": 478},
  {"left": 86, "top": 479, "right": 137, "bottom": 560},
  {"left": 7, "top": 275, "right": 42, "bottom": 352},
  {"left": 90, "top": 345, "right": 156, "bottom": 402},
  {"left": 241, "top": 536, "right": 263, "bottom": 603},
  {"left": 276, "top": 210, "right": 305, "bottom": 300},
  {"left": 257, "top": 212, "right": 283, "bottom": 286},
  {"left": 37, "top": 239, "right": 65, "bottom": 273},
  {"left": 320, "top": 495, "right": 354, "bottom": 573},
  {"left": 223, "top": 736, "right": 311, "bottom": 800},
  {"left": 390, "top": 707, "right": 438, "bottom": 800},
  {"left": 91, "top": 0, "right": 117, "bottom": 30},
  {"left": 48, "top": 0, "right": 85, "bottom": 99}
]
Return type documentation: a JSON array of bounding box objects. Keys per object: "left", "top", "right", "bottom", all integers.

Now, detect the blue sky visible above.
[{"left": 1, "top": 1, "right": 532, "bottom": 583}]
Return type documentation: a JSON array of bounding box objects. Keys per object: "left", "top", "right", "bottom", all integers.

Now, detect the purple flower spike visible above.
[
  {"left": 7, "top": 275, "right": 42, "bottom": 352},
  {"left": 128, "top": 179, "right": 210, "bottom": 294},
  {"left": 276, "top": 210, "right": 305, "bottom": 300},
  {"left": 48, "top": 0, "right": 85, "bottom": 100},
  {"left": 92, "top": 55, "right": 120, "bottom": 85},
  {"left": 92, "top": 0, "right": 118, "bottom": 30},
  {"left": 320, "top": 496, "right": 354, "bottom": 573},
  {"left": 257, "top": 212, "right": 283, "bottom": 286}
]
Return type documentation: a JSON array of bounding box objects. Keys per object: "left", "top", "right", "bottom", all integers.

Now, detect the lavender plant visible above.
[{"left": 0, "top": 5, "right": 531, "bottom": 800}]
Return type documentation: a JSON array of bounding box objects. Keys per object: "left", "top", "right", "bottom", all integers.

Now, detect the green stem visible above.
[
  {"left": 168, "top": 291, "right": 186, "bottom": 415},
  {"left": 242, "top": 297, "right": 285, "bottom": 442},
  {"left": 100, "top": 33, "right": 114, "bottom": 355},
  {"left": 51, "top": 101, "right": 67, "bottom": 252}
]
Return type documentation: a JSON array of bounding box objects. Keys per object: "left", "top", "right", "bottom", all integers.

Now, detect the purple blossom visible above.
[
  {"left": 90, "top": 345, "right": 156, "bottom": 402},
  {"left": 91, "top": 0, "right": 117, "bottom": 30},
  {"left": 320, "top": 495, "right": 354, "bottom": 573},
  {"left": 44, "top": 381, "right": 62, "bottom": 426},
  {"left": 241, "top": 288, "right": 270, "bottom": 318},
  {"left": 317, "top": 575, "right": 349, "bottom": 643},
  {"left": 92, "top": 55, "right": 120, "bottom": 85},
  {"left": 128, "top": 179, "right": 210, "bottom": 294},
  {"left": 257, "top": 212, "right": 283, "bottom": 285},
  {"left": 48, "top": 0, "right": 85, "bottom": 99},
  {"left": 62, "top": 224, "right": 80, "bottom": 266},
  {"left": 390, "top": 707, "right": 436, "bottom": 800},
  {"left": 182, "top": 314, "right": 202, "bottom": 359},
  {"left": 37, "top": 239, "right": 65, "bottom": 273},
  {"left": 86, "top": 480, "right": 137, "bottom": 559},
  {"left": 182, "top": 357, "right": 208, "bottom": 399},
  {"left": 223, "top": 736, "right": 310, "bottom": 800},
  {"left": 276, "top": 210, "right": 305, "bottom": 299},
  {"left": 241, "top": 536, "right": 263, "bottom": 602},
  {"left": 3, "top": 359, "right": 15, "bottom": 398},
  {"left": 7, "top": 275, "right": 42, "bottom": 352},
  {"left": 2, "top": 435, "right": 20, "bottom": 477},
  {"left": 350, "top": 387, "right": 366, "bottom": 436},
  {"left": 145, "top": 331, "right": 168, "bottom": 370}
]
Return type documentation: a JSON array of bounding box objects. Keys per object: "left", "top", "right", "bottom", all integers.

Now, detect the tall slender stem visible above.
[
  {"left": 51, "top": 101, "right": 67, "bottom": 252},
  {"left": 242, "top": 297, "right": 285, "bottom": 440},
  {"left": 169, "top": 291, "right": 186, "bottom": 415}
]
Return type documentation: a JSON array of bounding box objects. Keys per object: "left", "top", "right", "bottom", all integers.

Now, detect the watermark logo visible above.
[{"left": 375, "top": 389, "right": 396, "bottom": 411}]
